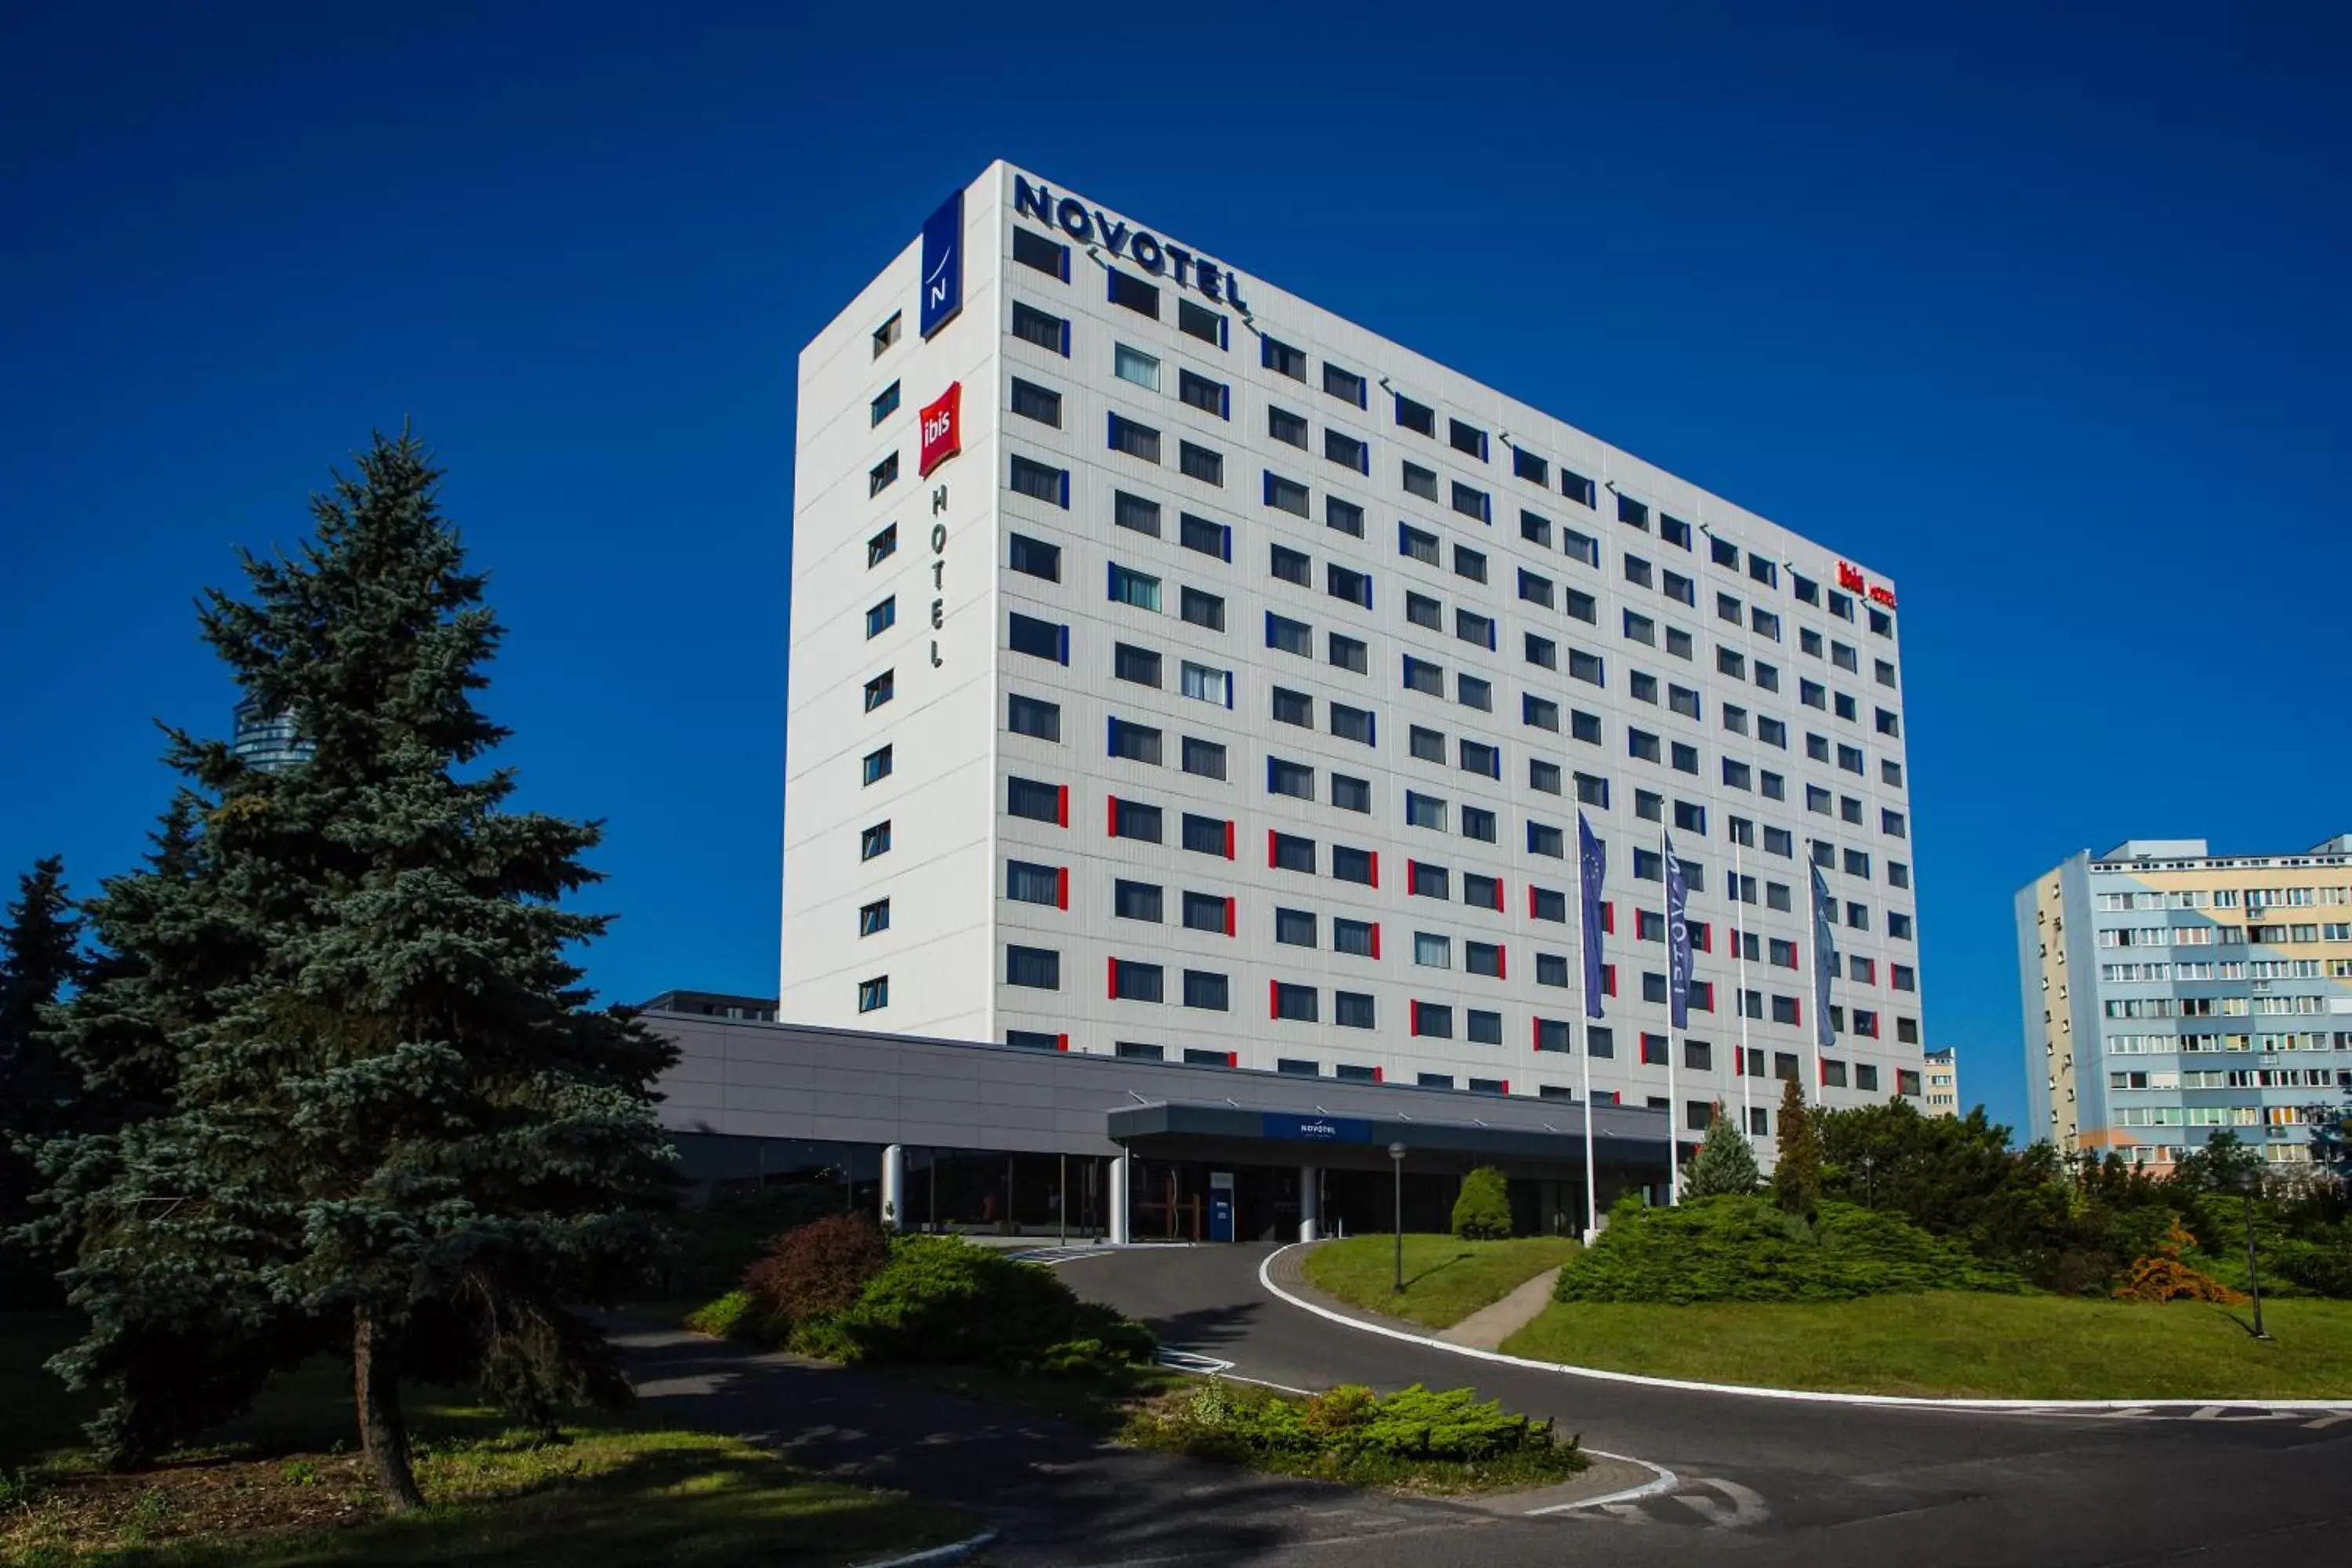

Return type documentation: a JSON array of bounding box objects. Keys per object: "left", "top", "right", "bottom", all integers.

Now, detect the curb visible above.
[
  {"left": 1259, "top": 1243, "right": 2352, "bottom": 1414},
  {"left": 854, "top": 1528, "right": 1000, "bottom": 1567},
  {"left": 1525, "top": 1449, "right": 1680, "bottom": 1515}
]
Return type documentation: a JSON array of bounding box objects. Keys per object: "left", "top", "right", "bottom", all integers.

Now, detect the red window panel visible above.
[
  {"left": 1105, "top": 956, "right": 1118, "bottom": 998},
  {"left": 1409, "top": 1000, "right": 1420, "bottom": 1035},
  {"left": 1057, "top": 1033, "right": 1070, "bottom": 1052},
  {"left": 1222, "top": 819, "right": 1235, "bottom": 859},
  {"left": 1602, "top": 963, "right": 1617, "bottom": 996},
  {"left": 1056, "top": 866, "right": 1069, "bottom": 910},
  {"left": 1372, "top": 1065, "right": 1385, "bottom": 1083},
  {"left": 1490, "top": 877, "right": 1505, "bottom": 912},
  {"left": 1498, "top": 1079, "right": 1510, "bottom": 1095},
  {"left": 1267, "top": 829, "right": 1278, "bottom": 869},
  {"left": 1602, "top": 900, "right": 1616, "bottom": 934},
  {"left": 1370, "top": 921, "right": 1382, "bottom": 960},
  {"left": 1268, "top": 978, "right": 1279, "bottom": 1018},
  {"left": 1496, "top": 945, "right": 1508, "bottom": 981},
  {"left": 1368, "top": 850, "right": 1380, "bottom": 889},
  {"left": 1056, "top": 785, "right": 1069, "bottom": 827},
  {"left": 1224, "top": 896, "right": 1238, "bottom": 937},
  {"left": 1225, "top": 1051, "right": 1238, "bottom": 1068},
  {"left": 1106, "top": 794, "right": 1120, "bottom": 836}
]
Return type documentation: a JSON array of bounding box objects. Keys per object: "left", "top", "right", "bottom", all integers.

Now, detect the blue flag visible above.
[
  {"left": 1810, "top": 862, "right": 1838, "bottom": 1051},
  {"left": 1577, "top": 811, "right": 1606, "bottom": 1020},
  {"left": 1665, "top": 834, "right": 1692, "bottom": 1031}
]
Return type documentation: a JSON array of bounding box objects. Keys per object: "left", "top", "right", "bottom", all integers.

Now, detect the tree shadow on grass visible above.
[{"left": 1403, "top": 1250, "right": 1478, "bottom": 1291}]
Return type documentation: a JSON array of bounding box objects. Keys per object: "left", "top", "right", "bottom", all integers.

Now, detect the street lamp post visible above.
[
  {"left": 2243, "top": 1164, "right": 2270, "bottom": 1341},
  {"left": 1389, "top": 1142, "right": 1407, "bottom": 1294}
]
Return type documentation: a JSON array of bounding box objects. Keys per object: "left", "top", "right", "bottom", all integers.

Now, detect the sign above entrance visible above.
[{"left": 1261, "top": 1113, "right": 1371, "bottom": 1144}]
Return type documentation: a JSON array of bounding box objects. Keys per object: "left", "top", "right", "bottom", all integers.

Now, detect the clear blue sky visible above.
[{"left": 5, "top": 2, "right": 2345, "bottom": 1141}]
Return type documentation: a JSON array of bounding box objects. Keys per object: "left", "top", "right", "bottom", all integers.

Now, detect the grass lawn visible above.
[
  {"left": 1501, "top": 1290, "right": 2352, "bottom": 1399},
  {"left": 1304, "top": 1235, "right": 1581, "bottom": 1329},
  {"left": 1, "top": 1314, "right": 974, "bottom": 1566}
]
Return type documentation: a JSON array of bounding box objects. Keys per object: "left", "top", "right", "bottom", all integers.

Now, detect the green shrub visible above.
[
  {"left": 2273, "top": 1227, "right": 2352, "bottom": 1298},
  {"left": 1555, "top": 1194, "right": 2024, "bottom": 1305},
  {"left": 1450, "top": 1167, "right": 1512, "bottom": 1240},
  {"left": 742, "top": 1214, "right": 891, "bottom": 1337},
  {"left": 1684, "top": 1102, "right": 1761, "bottom": 1197},
  {"left": 1130, "top": 1380, "right": 1583, "bottom": 1490},
  {"left": 798, "top": 1235, "right": 1156, "bottom": 1374},
  {"left": 683, "top": 1289, "right": 756, "bottom": 1339}
]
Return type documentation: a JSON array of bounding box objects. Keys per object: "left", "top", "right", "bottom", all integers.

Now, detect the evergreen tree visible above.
[
  {"left": 1450, "top": 1166, "right": 1512, "bottom": 1239},
  {"left": 1, "top": 855, "right": 84, "bottom": 1300},
  {"left": 1770, "top": 1076, "right": 1822, "bottom": 1216},
  {"left": 27, "top": 431, "right": 677, "bottom": 1503},
  {"left": 1683, "top": 1100, "right": 1760, "bottom": 1198}
]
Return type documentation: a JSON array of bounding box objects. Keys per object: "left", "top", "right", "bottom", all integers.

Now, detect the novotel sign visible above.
[
  {"left": 1014, "top": 175, "right": 1251, "bottom": 312},
  {"left": 1258, "top": 1112, "right": 1371, "bottom": 1144}
]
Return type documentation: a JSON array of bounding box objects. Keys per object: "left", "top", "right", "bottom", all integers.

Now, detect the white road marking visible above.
[{"left": 1671, "top": 1476, "right": 1772, "bottom": 1530}]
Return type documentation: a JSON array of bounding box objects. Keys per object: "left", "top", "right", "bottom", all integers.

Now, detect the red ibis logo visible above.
[{"left": 919, "top": 383, "right": 961, "bottom": 477}]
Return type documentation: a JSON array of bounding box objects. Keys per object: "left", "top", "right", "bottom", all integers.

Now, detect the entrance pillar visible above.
[
  {"left": 1108, "top": 1150, "right": 1131, "bottom": 1244},
  {"left": 880, "top": 1144, "right": 906, "bottom": 1232},
  {"left": 1298, "top": 1164, "right": 1321, "bottom": 1243}
]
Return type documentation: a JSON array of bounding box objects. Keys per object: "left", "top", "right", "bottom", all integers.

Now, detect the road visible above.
[{"left": 1049, "top": 1241, "right": 2351, "bottom": 1567}]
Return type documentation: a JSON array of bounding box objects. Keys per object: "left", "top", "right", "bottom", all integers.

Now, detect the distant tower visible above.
[{"left": 231, "top": 695, "right": 312, "bottom": 773}]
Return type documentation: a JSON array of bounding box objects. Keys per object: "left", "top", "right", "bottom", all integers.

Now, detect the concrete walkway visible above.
[{"left": 1436, "top": 1266, "right": 1564, "bottom": 1351}]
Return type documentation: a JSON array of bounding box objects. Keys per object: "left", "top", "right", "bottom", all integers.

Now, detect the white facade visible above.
[{"left": 784, "top": 160, "right": 1929, "bottom": 1145}]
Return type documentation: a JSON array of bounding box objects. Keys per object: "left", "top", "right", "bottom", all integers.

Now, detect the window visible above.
[
  {"left": 1110, "top": 958, "right": 1164, "bottom": 1001},
  {"left": 1628, "top": 729, "right": 1661, "bottom": 764},
  {"left": 1624, "top": 610, "right": 1655, "bottom": 645},
  {"left": 1107, "top": 268, "right": 1160, "bottom": 318},
  {"left": 1167, "top": 514, "right": 1225, "bottom": 563},
  {"left": 1402, "top": 460, "right": 1439, "bottom": 500},
  {"left": 1334, "top": 918, "right": 1376, "bottom": 957},
  {"left": 1412, "top": 1002, "right": 1454, "bottom": 1038},
  {"left": 1265, "top": 470, "right": 1310, "bottom": 515},
  {"left": 1330, "top": 773, "right": 1372, "bottom": 812},
  {"left": 1570, "top": 650, "right": 1604, "bottom": 686},
  {"left": 1410, "top": 861, "right": 1450, "bottom": 899},
  {"left": 858, "top": 897, "right": 890, "bottom": 937},
  {"left": 1464, "top": 872, "right": 1501, "bottom": 909},
  {"left": 1180, "top": 660, "right": 1231, "bottom": 706},
  {"left": 1409, "top": 724, "right": 1446, "bottom": 764},
  {"left": 1181, "top": 735, "right": 1227, "bottom": 779},
  {"left": 1111, "top": 797, "right": 1163, "bottom": 842},
  {"left": 1105, "top": 342, "right": 1162, "bottom": 393},
  {"left": 1274, "top": 982, "right": 1319, "bottom": 1022},
  {"left": 1329, "top": 632, "right": 1369, "bottom": 673},
  {"left": 1005, "top": 860, "right": 1062, "bottom": 906},
  {"left": 1526, "top": 633, "right": 1557, "bottom": 671},
  {"left": 1406, "top": 592, "right": 1443, "bottom": 631},
  {"left": 862, "top": 745, "right": 893, "bottom": 785},
  {"left": 1010, "top": 377, "right": 1062, "bottom": 426},
  {"left": 1181, "top": 441, "right": 1225, "bottom": 485},
  {"left": 1323, "top": 361, "right": 1367, "bottom": 405},
  {"left": 1184, "top": 970, "right": 1229, "bottom": 1011},
  {"left": 1006, "top": 946, "right": 1061, "bottom": 989},
  {"left": 1563, "top": 524, "right": 1600, "bottom": 564},
  {"left": 1181, "top": 586, "right": 1225, "bottom": 630},
  {"left": 857, "top": 975, "right": 888, "bottom": 1011},
  {"left": 1576, "top": 771, "right": 1610, "bottom": 807},
  {"left": 1458, "top": 739, "right": 1499, "bottom": 777},
  {"left": 1395, "top": 394, "right": 1436, "bottom": 436},
  {"left": 1114, "top": 490, "right": 1162, "bottom": 536},
  {"left": 862, "top": 670, "right": 895, "bottom": 712},
  {"left": 1010, "top": 453, "right": 1069, "bottom": 506},
  {"left": 1007, "top": 612, "right": 1066, "bottom": 664},
  {"left": 1617, "top": 495, "right": 1649, "bottom": 529},
  {"left": 1457, "top": 673, "right": 1492, "bottom": 712},
  {"left": 1570, "top": 709, "right": 1602, "bottom": 744},
  {"left": 1007, "top": 694, "right": 1060, "bottom": 741},
  {"left": 1007, "top": 775, "right": 1062, "bottom": 823},
  {"left": 1330, "top": 702, "right": 1375, "bottom": 745},
  {"left": 1269, "top": 756, "right": 1314, "bottom": 798},
  {"left": 1332, "top": 845, "right": 1376, "bottom": 885},
  {"left": 866, "top": 523, "right": 898, "bottom": 568},
  {"left": 1882, "top": 808, "right": 1907, "bottom": 838},
  {"left": 1010, "top": 300, "right": 1068, "bottom": 355},
  {"left": 1324, "top": 428, "right": 1370, "bottom": 471},
  {"left": 1182, "top": 812, "right": 1231, "bottom": 856},
  {"left": 1178, "top": 297, "right": 1225, "bottom": 347},
  {"left": 1108, "top": 563, "right": 1161, "bottom": 611},
  {"left": 1275, "top": 907, "right": 1318, "bottom": 948},
  {"left": 1115, "top": 1042, "right": 1163, "bottom": 1062},
  {"left": 1456, "top": 608, "right": 1496, "bottom": 648},
  {"left": 1266, "top": 613, "right": 1312, "bottom": 656},
  {"left": 870, "top": 380, "right": 901, "bottom": 426},
  {"left": 872, "top": 312, "right": 901, "bottom": 356},
  {"left": 1271, "top": 832, "right": 1316, "bottom": 873},
  {"left": 1271, "top": 686, "right": 1312, "bottom": 728},
  {"left": 859, "top": 820, "right": 891, "bottom": 861},
  {"left": 1008, "top": 532, "right": 1060, "bottom": 582},
  {"left": 1327, "top": 495, "right": 1366, "bottom": 537},
  {"left": 865, "top": 596, "right": 896, "bottom": 638},
  {"left": 1106, "top": 717, "right": 1161, "bottom": 764},
  {"left": 868, "top": 451, "right": 899, "bottom": 495},
  {"left": 1661, "top": 516, "right": 1693, "bottom": 550},
  {"left": 1513, "top": 447, "right": 1549, "bottom": 485},
  {"left": 1525, "top": 694, "right": 1561, "bottom": 732},
  {"left": 1109, "top": 412, "right": 1160, "bottom": 463},
  {"left": 1399, "top": 523, "right": 1439, "bottom": 565},
  {"left": 1270, "top": 543, "right": 1311, "bottom": 586},
  {"left": 1014, "top": 225, "right": 1069, "bottom": 280},
  {"left": 1178, "top": 368, "right": 1229, "bottom": 418},
  {"left": 1261, "top": 335, "right": 1308, "bottom": 379},
  {"left": 1452, "top": 482, "right": 1490, "bottom": 522}
]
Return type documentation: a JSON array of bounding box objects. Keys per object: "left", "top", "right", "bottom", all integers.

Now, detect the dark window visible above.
[
  {"left": 1513, "top": 447, "right": 1548, "bottom": 485},
  {"left": 1184, "top": 970, "right": 1229, "bottom": 1010},
  {"left": 1109, "top": 412, "right": 1160, "bottom": 463},
  {"left": 1271, "top": 832, "right": 1316, "bottom": 873},
  {"left": 1261, "top": 336, "right": 1308, "bottom": 379},
  {"left": 1007, "top": 775, "right": 1062, "bottom": 822},
  {"left": 1181, "top": 441, "right": 1224, "bottom": 485},
  {"left": 1271, "top": 686, "right": 1312, "bottom": 727},
  {"left": 1010, "top": 377, "right": 1062, "bottom": 426},
  {"left": 1324, "top": 361, "right": 1367, "bottom": 405},
  {"left": 1114, "top": 490, "right": 1163, "bottom": 536},
  {"left": 1266, "top": 613, "right": 1312, "bottom": 655},
  {"left": 1106, "top": 717, "right": 1160, "bottom": 764},
  {"left": 1006, "top": 945, "right": 1061, "bottom": 989},
  {"left": 860, "top": 820, "right": 891, "bottom": 860},
  {"left": 1271, "top": 543, "right": 1311, "bottom": 585},
  {"left": 1402, "top": 461, "right": 1439, "bottom": 500},
  {"left": 867, "top": 523, "right": 898, "bottom": 568},
  {"left": 1110, "top": 959, "right": 1164, "bottom": 1001},
  {"left": 1324, "top": 428, "right": 1370, "bottom": 471},
  {"left": 1273, "top": 982, "right": 1318, "bottom": 1022},
  {"left": 1328, "top": 632, "right": 1369, "bottom": 673},
  {"left": 1330, "top": 773, "right": 1371, "bottom": 812},
  {"left": 1334, "top": 992, "right": 1376, "bottom": 1029},
  {"left": 1269, "top": 756, "right": 1314, "bottom": 798},
  {"left": 1450, "top": 481, "right": 1490, "bottom": 523},
  {"left": 1327, "top": 495, "right": 1366, "bottom": 537},
  {"left": 1010, "top": 454, "right": 1068, "bottom": 506},
  {"left": 1008, "top": 532, "right": 1060, "bottom": 581},
  {"left": 1181, "top": 513, "right": 1231, "bottom": 559},
  {"left": 1181, "top": 735, "right": 1226, "bottom": 779},
  {"left": 1330, "top": 702, "right": 1375, "bottom": 745},
  {"left": 1007, "top": 612, "right": 1065, "bottom": 663},
  {"left": 1269, "top": 405, "right": 1308, "bottom": 448},
  {"left": 1111, "top": 797, "right": 1163, "bottom": 842},
  {"left": 1011, "top": 300, "right": 1069, "bottom": 355},
  {"left": 1448, "top": 419, "right": 1488, "bottom": 461},
  {"left": 1182, "top": 813, "right": 1229, "bottom": 855},
  {"left": 1395, "top": 394, "right": 1436, "bottom": 436},
  {"left": 1012, "top": 225, "right": 1068, "bottom": 279},
  {"left": 1178, "top": 368, "right": 1229, "bottom": 419},
  {"left": 1178, "top": 298, "right": 1226, "bottom": 347},
  {"left": 1265, "top": 470, "right": 1310, "bottom": 515},
  {"left": 1114, "top": 879, "right": 1163, "bottom": 922},
  {"left": 1181, "top": 586, "right": 1225, "bottom": 630},
  {"left": 1007, "top": 693, "right": 1060, "bottom": 741},
  {"left": 1107, "top": 269, "right": 1160, "bottom": 318},
  {"left": 1276, "top": 907, "right": 1317, "bottom": 946},
  {"left": 1399, "top": 523, "right": 1439, "bottom": 564}
]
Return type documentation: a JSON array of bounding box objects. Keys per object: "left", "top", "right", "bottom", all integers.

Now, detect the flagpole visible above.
[
  {"left": 1734, "top": 836, "right": 1754, "bottom": 1147},
  {"left": 1807, "top": 858, "right": 1825, "bottom": 1102},
  {"left": 1662, "top": 822, "right": 1679, "bottom": 1205},
  {"left": 1574, "top": 811, "right": 1602, "bottom": 1241}
]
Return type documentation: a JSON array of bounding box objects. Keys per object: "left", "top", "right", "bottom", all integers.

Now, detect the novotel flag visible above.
[
  {"left": 919, "top": 189, "right": 964, "bottom": 339},
  {"left": 1577, "top": 811, "right": 1606, "bottom": 1019},
  {"left": 1665, "top": 833, "right": 1693, "bottom": 1031}
]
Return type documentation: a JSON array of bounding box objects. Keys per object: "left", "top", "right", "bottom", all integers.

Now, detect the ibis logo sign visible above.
[
  {"left": 919, "top": 383, "right": 961, "bottom": 477},
  {"left": 918, "top": 190, "right": 964, "bottom": 339}
]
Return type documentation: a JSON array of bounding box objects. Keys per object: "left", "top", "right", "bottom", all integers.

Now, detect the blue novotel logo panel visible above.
[
  {"left": 919, "top": 189, "right": 964, "bottom": 339},
  {"left": 1260, "top": 1113, "right": 1371, "bottom": 1144}
]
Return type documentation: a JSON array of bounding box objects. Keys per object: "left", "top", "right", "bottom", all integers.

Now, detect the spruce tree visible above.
[
  {"left": 1684, "top": 1100, "right": 1761, "bottom": 1198},
  {"left": 1, "top": 855, "right": 84, "bottom": 1300},
  {"left": 27, "top": 430, "right": 677, "bottom": 1502},
  {"left": 1770, "top": 1076, "right": 1823, "bottom": 1216}
]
